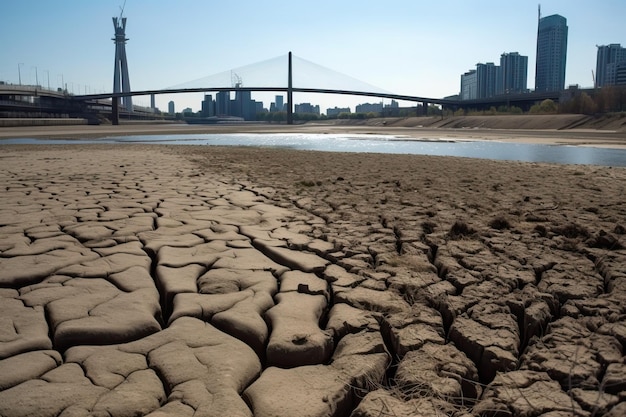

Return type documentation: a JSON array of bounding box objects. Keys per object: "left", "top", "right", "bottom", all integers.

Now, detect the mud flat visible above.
[{"left": 0, "top": 143, "right": 625, "bottom": 416}]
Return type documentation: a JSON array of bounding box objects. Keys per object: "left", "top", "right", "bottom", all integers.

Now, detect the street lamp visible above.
[
  {"left": 18, "top": 63, "right": 23, "bottom": 85},
  {"left": 32, "top": 66, "right": 38, "bottom": 87}
]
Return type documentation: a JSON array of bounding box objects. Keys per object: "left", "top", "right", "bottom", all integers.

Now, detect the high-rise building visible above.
[
  {"left": 535, "top": 13, "right": 568, "bottom": 92},
  {"left": 500, "top": 52, "right": 528, "bottom": 94},
  {"left": 202, "top": 94, "right": 215, "bottom": 117},
  {"left": 460, "top": 63, "right": 499, "bottom": 100},
  {"left": 460, "top": 69, "right": 478, "bottom": 100},
  {"left": 476, "top": 63, "right": 499, "bottom": 99},
  {"left": 168, "top": 101, "right": 175, "bottom": 114},
  {"left": 294, "top": 103, "right": 320, "bottom": 115},
  {"left": 355, "top": 102, "right": 383, "bottom": 113},
  {"left": 616, "top": 64, "right": 626, "bottom": 86},
  {"left": 216, "top": 91, "right": 230, "bottom": 116},
  {"left": 255, "top": 101, "right": 264, "bottom": 115},
  {"left": 232, "top": 90, "right": 256, "bottom": 120},
  {"left": 595, "top": 44, "right": 626, "bottom": 87},
  {"left": 275, "top": 95, "right": 284, "bottom": 111}
]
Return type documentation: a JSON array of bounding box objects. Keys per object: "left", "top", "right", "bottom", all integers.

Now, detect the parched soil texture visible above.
[{"left": 0, "top": 144, "right": 625, "bottom": 417}]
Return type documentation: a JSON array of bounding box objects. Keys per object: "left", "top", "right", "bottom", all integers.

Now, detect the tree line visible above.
[{"left": 454, "top": 85, "right": 626, "bottom": 116}]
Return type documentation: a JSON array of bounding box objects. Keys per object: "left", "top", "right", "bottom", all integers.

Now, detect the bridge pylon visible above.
[
  {"left": 112, "top": 10, "right": 132, "bottom": 124},
  {"left": 287, "top": 52, "right": 293, "bottom": 125}
]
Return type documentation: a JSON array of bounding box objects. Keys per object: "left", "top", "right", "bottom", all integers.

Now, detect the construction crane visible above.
[
  {"left": 231, "top": 71, "right": 243, "bottom": 88},
  {"left": 591, "top": 70, "right": 596, "bottom": 87}
]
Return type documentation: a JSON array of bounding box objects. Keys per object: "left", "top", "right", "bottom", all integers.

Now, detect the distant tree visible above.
[
  {"left": 594, "top": 86, "right": 610, "bottom": 112},
  {"left": 560, "top": 93, "right": 598, "bottom": 114},
  {"left": 540, "top": 99, "right": 557, "bottom": 113},
  {"left": 578, "top": 93, "right": 598, "bottom": 115},
  {"left": 427, "top": 105, "right": 442, "bottom": 116},
  {"left": 337, "top": 112, "right": 351, "bottom": 119},
  {"left": 595, "top": 85, "right": 626, "bottom": 112},
  {"left": 272, "top": 112, "right": 286, "bottom": 122},
  {"left": 530, "top": 99, "right": 557, "bottom": 114}
]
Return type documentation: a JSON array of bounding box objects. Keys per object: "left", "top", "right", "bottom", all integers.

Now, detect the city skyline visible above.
[{"left": 1, "top": 0, "right": 625, "bottom": 112}]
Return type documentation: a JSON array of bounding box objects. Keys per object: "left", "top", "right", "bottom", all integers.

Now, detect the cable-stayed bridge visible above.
[
  {"left": 76, "top": 52, "right": 457, "bottom": 124},
  {"left": 165, "top": 53, "right": 388, "bottom": 95},
  {"left": 2, "top": 52, "right": 563, "bottom": 124}
]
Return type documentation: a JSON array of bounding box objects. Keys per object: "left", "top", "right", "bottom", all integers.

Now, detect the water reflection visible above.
[{"left": 2, "top": 133, "right": 625, "bottom": 167}]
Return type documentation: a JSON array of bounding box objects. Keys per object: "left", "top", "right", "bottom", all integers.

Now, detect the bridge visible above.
[
  {"left": 1, "top": 52, "right": 564, "bottom": 125},
  {"left": 75, "top": 52, "right": 460, "bottom": 125}
]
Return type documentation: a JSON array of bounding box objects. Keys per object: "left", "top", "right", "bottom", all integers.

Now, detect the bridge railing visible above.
[{"left": 0, "top": 83, "right": 69, "bottom": 96}]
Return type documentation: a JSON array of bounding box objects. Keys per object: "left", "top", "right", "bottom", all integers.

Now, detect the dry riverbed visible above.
[{"left": 0, "top": 136, "right": 625, "bottom": 416}]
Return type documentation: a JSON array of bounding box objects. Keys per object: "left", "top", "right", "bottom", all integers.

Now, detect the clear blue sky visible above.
[{"left": 1, "top": 0, "right": 624, "bottom": 113}]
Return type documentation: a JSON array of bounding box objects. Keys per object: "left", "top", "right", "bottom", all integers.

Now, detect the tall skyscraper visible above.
[
  {"left": 535, "top": 12, "right": 568, "bottom": 92},
  {"left": 476, "top": 63, "right": 499, "bottom": 99},
  {"left": 595, "top": 44, "right": 626, "bottom": 87},
  {"left": 500, "top": 52, "right": 528, "bottom": 94}
]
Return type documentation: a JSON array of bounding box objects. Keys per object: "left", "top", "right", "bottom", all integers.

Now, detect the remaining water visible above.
[{"left": 3, "top": 133, "right": 626, "bottom": 167}]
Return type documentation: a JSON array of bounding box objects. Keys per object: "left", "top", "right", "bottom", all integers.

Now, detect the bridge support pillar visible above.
[
  {"left": 422, "top": 102, "right": 429, "bottom": 116},
  {"left": 287, "top": 51, "right": 293, "bottom": 125},
  {"left": 112, "top": 96, "right": 119, "bottom": 125}
]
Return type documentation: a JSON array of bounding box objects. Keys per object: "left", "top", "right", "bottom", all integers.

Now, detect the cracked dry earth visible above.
[{"left": 0, "top": 144, "right": 625, "bottom": 417}]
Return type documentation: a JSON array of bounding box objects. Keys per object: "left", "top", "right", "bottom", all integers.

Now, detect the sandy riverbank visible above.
[
  {"left": 1, "top": 115, "right": 626, "bottom": 148},
  {"left": 0, "top": 135, "right": 625, "bottom": 415}
]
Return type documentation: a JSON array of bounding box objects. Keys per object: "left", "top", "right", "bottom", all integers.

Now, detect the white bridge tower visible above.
[{"left": 112, "top": 5, "right": 132, "bottom": 111}]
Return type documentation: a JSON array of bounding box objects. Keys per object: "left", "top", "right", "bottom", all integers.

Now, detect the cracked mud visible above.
[{"left": 0, "top": 144, "right": 625, "bottom": 417}]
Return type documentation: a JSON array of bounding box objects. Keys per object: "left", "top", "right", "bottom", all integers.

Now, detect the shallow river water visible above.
[{"left": 3, "top": 133, "right": 626, "bottom": 167}]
